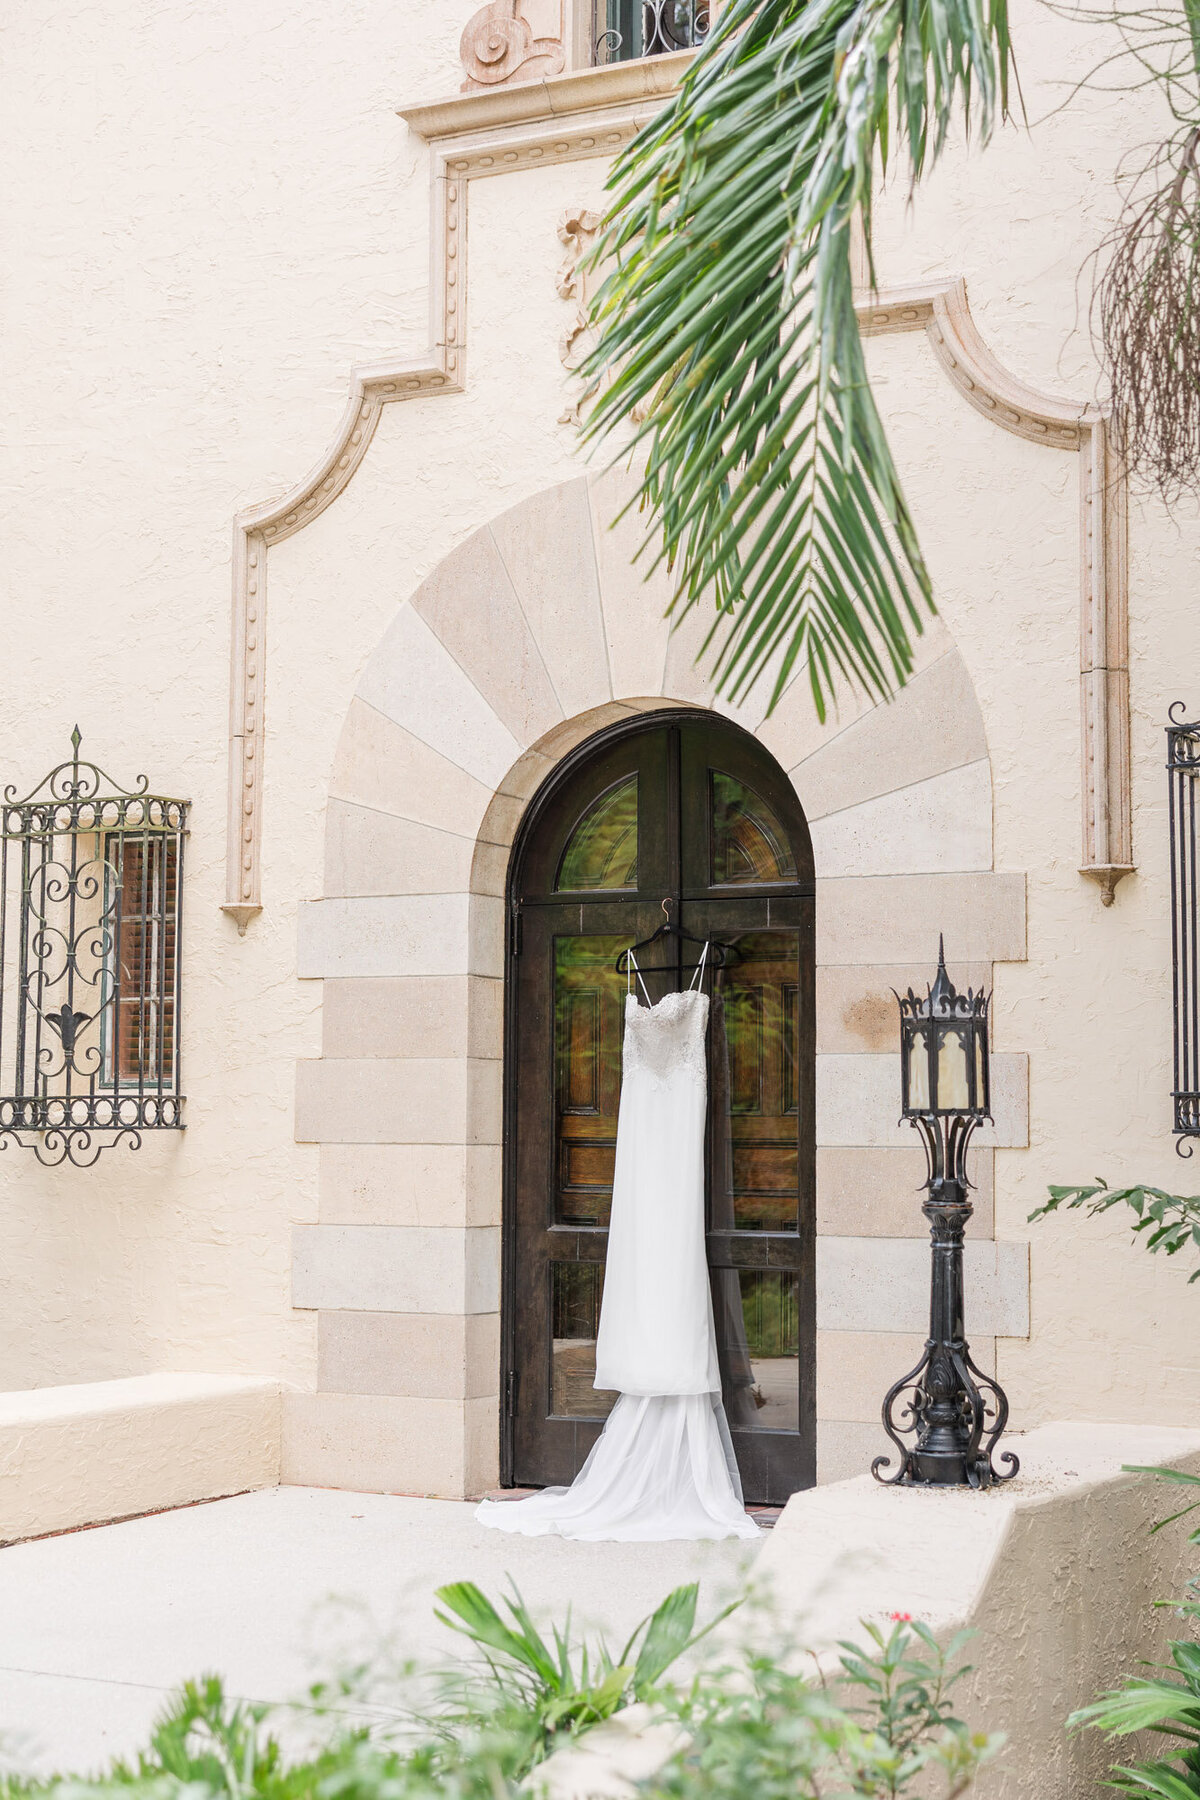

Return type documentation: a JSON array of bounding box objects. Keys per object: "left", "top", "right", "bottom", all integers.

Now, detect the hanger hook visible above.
[{"left": 661, "top": 897, "right": 672, "bottom": 918}]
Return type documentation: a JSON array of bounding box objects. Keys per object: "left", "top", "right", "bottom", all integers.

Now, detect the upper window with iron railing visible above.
[{"left": 595, "top": 0, "right": 708, "bottom": 64}]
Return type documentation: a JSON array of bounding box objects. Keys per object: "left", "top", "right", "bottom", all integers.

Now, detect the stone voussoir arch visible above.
[{"left": 288, "top": 472, "right": 1029, "bottom": 1501}]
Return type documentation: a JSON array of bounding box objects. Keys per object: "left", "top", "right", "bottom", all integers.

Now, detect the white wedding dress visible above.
[{"left": 476, "top": 949, "right": 759, "bottom": 1543}]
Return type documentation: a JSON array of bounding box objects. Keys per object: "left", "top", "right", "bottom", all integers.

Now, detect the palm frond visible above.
[{"left": 580, "top": 0, "right": 1015, "bottom": 718}]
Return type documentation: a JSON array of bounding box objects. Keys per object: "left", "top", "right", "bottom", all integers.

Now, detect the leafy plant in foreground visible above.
[
  {"left": 1065, "top": 1469, "right": 1200, "bottom": 1796},
  {"left": 433, "top": 1579, "right": 735, "bottom": 1766},
  {"left": 649, "top": 1615, "right": 1000, "bottom": 1800},
  {"left": 0, "top": 1587, "right": 999, "bottom": 1800},
  {"left": 1030, "top": 1178, "right": 1200, "bottom": 1279}
]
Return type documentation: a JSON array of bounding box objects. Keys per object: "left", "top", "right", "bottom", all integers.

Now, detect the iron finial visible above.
[{"left": 929, "top": 935, "right": 955, "bottom": 1016}]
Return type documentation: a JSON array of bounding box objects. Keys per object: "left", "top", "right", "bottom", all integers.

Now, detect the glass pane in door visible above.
[
  {"left": 710, "top": 931, "right": 800, "bottom": 1230},
  {"left": 553, "top": 935, "right": 628, "bottom": 1225},
  {"left": 738, "top": 1270, "right": 799, "bottom": 1431},
  {"left": 710, "top": 771, "right": 798, "bottom": 885},
  {"left": 556, "top": 776, "right": 638, "bottom": 891},
  {"left": 550, "top": 1262, "right": 618, "bottom": 1419}
]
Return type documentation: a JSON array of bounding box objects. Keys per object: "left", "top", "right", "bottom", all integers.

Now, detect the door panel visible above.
[
  {"left": 711, "top": 930, "right": 801, "bottom": 1233},
  {"left": 553, "top": 934, "right": 627, "bottom": 1227},
  {"left": 504, "top": 711, "right": 816, "bottom": 1504}
]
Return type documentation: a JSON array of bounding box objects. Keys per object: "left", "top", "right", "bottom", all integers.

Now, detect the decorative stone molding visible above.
[
  {"left": 225, "top": 358, "right": 462, "bottom": 931},
  {"left": 859, "top": 279, "right": 1133, "bottom": 903},
  {"left": 223, "top": 69, "right": 1132, "bottom": 924},
  {"left": 223, "top": 99, "right": 659, "bottom": 929},
  {"left": 403, "top": 47, "right": 692, "bottom": 140},
  {"left": 556, "top": 206, "right": 601, "bottom": 424},
  {"left": 459, "top": 1, "right": 566, "bottom": 94}
]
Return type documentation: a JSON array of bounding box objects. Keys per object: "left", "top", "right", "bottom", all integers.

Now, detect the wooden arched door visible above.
[{"left": 501, "top": 710, "right": 816, "bottom": 1505}]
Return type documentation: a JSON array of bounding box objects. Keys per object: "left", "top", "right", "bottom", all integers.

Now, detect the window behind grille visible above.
[{"left": 107, "top": 834, "right": 178, "bottom": 1086}]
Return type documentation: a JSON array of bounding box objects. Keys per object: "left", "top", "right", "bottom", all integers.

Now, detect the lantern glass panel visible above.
[
  {"left": 908, "top": 1025, "right": 931, "bottom": 1109},
  {"left": 975, "top": 1032, "right": 986, "bottom": 1111},
  {"left": 937, "top": 1028, "right": 970, "bottom": 1111}
]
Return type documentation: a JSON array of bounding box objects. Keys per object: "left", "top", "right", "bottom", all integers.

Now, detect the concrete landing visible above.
[{"left": 0, "top": 1485, "right": 758, "bottom": 1777}]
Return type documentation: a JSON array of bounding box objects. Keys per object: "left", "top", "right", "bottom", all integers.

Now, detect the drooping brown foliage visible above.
[{"left": 1096, "top": 121, "right": 1200, "bottom": 500}]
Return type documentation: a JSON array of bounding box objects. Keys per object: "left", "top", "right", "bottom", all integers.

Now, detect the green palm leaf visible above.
[{"left": 580, "top": 0, "right": 1015, "bottom": 719}]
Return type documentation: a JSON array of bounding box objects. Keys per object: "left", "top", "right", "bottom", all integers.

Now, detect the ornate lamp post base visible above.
[
  {"left": 873, "top": 1176, "right": 1019, "bottom": 1490},
  {"left": 874, "top": 1193, "right": 1018, "bottom": 1488}
]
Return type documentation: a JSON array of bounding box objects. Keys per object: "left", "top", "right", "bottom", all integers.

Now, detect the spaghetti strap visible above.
[
  {"left": 689, "top": 939, "right": 710, "bottom": 992},
  {"left": 628, "top": 949, "right": 654, "bottom": 1009}
]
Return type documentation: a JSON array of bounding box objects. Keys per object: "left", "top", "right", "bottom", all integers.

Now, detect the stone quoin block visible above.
[
  {"left": 816, "top": 872, "right": 1027, "bottom": 965},
  {"left": 323, "top": 802, "right": 476, "bottom": 899},
  {"left": 297, "top": 894, "right": 471, "bottom": 981},
  {"left": 808, "top": 760, "right": 993, "bottom": 879},
  {"left": 815, "top": 1052, "right": 1028, "bottom": 1148},
  {"left": 295, "top": 1057, "right": 469, "bottom": 1145},
  {"left": 291, "top": 1223, "right": 501, "bottom": 1314},
  {"left": 816, "top": 1236, "right": 1029, "bottom": 1336}
]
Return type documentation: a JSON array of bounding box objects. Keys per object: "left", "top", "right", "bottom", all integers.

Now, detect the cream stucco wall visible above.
[{"left": 2, "top": 0, "right": 1199, "bottom": 1495}]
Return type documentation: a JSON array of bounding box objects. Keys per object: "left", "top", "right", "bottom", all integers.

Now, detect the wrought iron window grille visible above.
[
  {"left": 595, "top": 0, "right": 708, "bottom": 64},
  {"left": 0, "top": 730, "right": 188, "bottom": 1168},
  {"left": 1169, "top": 703, "right": 1200, "bottom": 1152}
]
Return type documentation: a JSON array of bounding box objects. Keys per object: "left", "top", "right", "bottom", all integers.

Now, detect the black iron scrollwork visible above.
[
  {"left": 594, "top": 0, "right": 707, "bottom": 63},
  {"left": 0, "top": 731, "right": 188, "bottom": 1167},
  {"left": 872, "top": 1121, "right": 1020, "bottom": 1490}
]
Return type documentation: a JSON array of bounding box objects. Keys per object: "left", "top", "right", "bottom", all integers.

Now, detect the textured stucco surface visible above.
[{"left": 1, "top": 0, "right": 1199, "bottom": 1488}]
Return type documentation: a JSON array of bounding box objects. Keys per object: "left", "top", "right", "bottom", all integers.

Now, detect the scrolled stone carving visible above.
[
  {"left": 556, "top": 207, "right": 602, "bottom": 425},
  {"left": 460, "top": 1, "right": 565, "bottom": 93}
]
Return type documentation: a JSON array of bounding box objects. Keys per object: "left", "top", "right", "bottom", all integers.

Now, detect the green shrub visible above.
[
  {"left": 650, "top": 1617, "right": 999, "bottom": 1800},
  {"left": 0, "top": 1588, "right": 999, "bottom": 1800}
]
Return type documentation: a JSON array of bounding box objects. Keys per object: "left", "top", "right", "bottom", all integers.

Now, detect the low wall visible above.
[
  {"left": 541, "top": 1422, "right": 1200, "bottom": 1800},
  {"left": 0, "top": 1373, "right": 282, "bottom": 1543},
  {"left": 755, "top": 1421, "right": 1200, "bottom": 1799}
]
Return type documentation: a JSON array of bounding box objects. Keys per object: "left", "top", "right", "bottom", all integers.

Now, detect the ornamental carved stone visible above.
[
  {"left": 556, "top": 206, "right": 602, "bottom": 425},
  {"left": 459, "top": 0, "right": 566, "bottom": 92}
]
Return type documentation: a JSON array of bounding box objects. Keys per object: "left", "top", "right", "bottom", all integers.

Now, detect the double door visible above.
[{"left": 502, "top": 712, "right": 815, "bottom": 1504}]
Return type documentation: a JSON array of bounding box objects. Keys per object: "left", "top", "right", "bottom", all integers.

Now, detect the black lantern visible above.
[{"left": 873, "top": 938, "right": 1017, "bottom": 1489}]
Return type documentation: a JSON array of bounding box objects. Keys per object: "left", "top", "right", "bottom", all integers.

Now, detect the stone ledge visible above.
[
  {"left": 0, "top": 1374, "right": 282, "bottom": 1545},
  {"left": 760, "top": 1422, "right": 1200, "bottom": 1800},
  {"left": 281, "top": 1390, "right": 496, "bottom": 1497},
  {"left": 398, "top": 50, "right": 691, "bottom": 142}
]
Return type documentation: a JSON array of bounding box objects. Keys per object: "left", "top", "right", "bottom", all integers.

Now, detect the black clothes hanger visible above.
[{"left": 614, "top": 898, "right": 734, "bottom": 975}]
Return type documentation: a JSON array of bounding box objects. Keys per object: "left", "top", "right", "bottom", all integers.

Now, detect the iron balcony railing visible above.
[{"left": 595, "top": 0, "right": 709, "bottom": 63}]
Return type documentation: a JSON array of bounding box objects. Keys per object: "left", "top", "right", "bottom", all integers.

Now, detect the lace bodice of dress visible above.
[{"left": 623, "top": 989, "right": 709, "bottom": 1089}]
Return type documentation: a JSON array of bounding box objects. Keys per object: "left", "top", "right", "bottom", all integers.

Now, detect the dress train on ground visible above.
[{"left": 474, "top": 1392, "right": 759, "bottom": 1542}]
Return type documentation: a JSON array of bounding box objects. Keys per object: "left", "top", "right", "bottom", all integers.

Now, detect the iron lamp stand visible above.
[{"left": 872, "top": 1110, "right": 1018, "bottom": 1489}]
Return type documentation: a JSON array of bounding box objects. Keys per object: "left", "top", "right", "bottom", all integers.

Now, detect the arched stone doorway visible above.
[
  {"left": 290, "top": 474, "right": 1027, "bottom": 1503},
  {"left": 503, "top": 708, "right": 817, "bottom": 1505}
]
